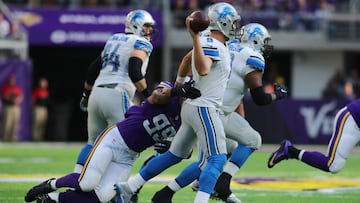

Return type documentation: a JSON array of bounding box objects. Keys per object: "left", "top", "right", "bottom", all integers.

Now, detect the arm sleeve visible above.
[
  {"left": 85, "top": 55, "right": 102, "bottom": 86},
  {"left": 250, "top": 86, "right": 273, "bottom": 106},
  {"left": 128, "top": 57, "right": 144, "bottom": 83}
]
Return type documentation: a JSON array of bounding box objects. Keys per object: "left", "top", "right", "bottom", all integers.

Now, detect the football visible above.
[{"left": 189, "top": 10, "right": 210, "bottom": 33}]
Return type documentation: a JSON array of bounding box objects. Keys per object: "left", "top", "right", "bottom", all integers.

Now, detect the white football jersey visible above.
[
  {"left": 186, "top": 36, "right": 231, "bottom": 108},
  {"left": 94, "top": 33, "right": 153, "bottom": 100},
  {"left": 221, "top": 39, "right": 265, "bottom": 113}
]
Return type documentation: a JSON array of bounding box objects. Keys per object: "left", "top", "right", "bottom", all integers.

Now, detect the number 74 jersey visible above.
[{"left": 117, "top": 97, "right": 181, "bottom": 153}]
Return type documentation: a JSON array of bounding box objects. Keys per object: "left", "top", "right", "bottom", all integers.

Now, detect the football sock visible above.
[
  {"left": 55, "top": 173, "right": 81, "bottom": 190},
  {"left": 127, "top": 174, "right": 146, "bottom": 193},
  {"left": 168, "top": 180, "right": 181, "bottom": 192},
  {"left": 139, "top": 151, "right": 182, "bottom": 181},
  {"left": 174, "top": 161, "right": 201, "bottom": 188},
  {"left": 228, "top": 144, "right": 254, "bottom": 168},
  {"left": 47, "top": 193, "right": 59, "bottom": 202},
  {"left": 288, "top": 145, "right": 301, "bottom": 159},
  {"left": 223, "top": 161, "right": 239, "bottom": 177},
  {"left": 59, "top": 189, "right": 99, "bottom": 203},
  {"left": 194, "top": 190, "right": 210, "bottom": 203},
  {"left": 198, "top": 154, "right": 226, "bottom": 194},
  {"left": 299, "top": 150, "right": 330, "bottom": 172}
]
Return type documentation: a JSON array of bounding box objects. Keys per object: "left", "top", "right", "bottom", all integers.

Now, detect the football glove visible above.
[
  {"left": 154, "top": 140, "right": 171, "bottom": 154},
  {"left": 79, "top": 89, "right": 91, "bottom": 112},
  {"left": 170, "top": 80, "right": 201, "bottom": 99},
  {"left": 274, "top": 83, "right": 288, "bottom": 100}
]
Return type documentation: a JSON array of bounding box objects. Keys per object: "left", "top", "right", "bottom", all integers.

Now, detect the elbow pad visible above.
[
  {"left": 128, "top": 57, "right": 144, "bottom": 83},
  {"left": 85, "top": 55, "right": 102, "bottom": 86},
  {"left": 250, "top": 86, "right": 272, "bottom": 106}
]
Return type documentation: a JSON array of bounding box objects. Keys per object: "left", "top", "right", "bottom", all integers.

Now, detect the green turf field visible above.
[{"left": 1, "top": 142, "right": 360, "bottom": 203}]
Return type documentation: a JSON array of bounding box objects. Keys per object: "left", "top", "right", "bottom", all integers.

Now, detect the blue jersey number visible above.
[
  {"left": 143, "top": 114, "right": 176, "bottom": 141},
  {"left": 102, "top": 44, "right": 121, "bottom": 72}
]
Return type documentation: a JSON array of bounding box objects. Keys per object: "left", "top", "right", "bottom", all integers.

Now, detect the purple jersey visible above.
[
  {"left": 347, "top": 99, "right": 360, "bottom": 128},
  {"left": 117, "top": 97, "right": 181, "bottom": 153}
]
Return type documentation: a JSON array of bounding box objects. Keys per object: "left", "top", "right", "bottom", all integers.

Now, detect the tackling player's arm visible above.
[
  {"left": 128, "top": 49, "right": 150, "bottom": 97},
  {"left": 235, "top": 100, "right": 245, "bottom": 117},
  {"left": 80, "top": 55, "right": 102, "bottom": 111},
  {"left": 175, "top": 51, "right": 192, "bottom": 86},
  {"left": 148, "top": 80, "right": 201, "bottom": 104}
]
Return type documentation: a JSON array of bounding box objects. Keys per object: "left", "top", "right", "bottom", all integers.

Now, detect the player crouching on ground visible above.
[{"left": 24, "top": 80, "right": 200, "bottom": 203}]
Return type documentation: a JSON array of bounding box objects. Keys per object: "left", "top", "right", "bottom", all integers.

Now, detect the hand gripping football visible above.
[{"left": 189, "top": 10, "right": 210, "bottom": 33}]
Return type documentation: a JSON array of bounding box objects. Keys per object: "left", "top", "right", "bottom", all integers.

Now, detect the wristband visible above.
[
  {"left": 141, "top": 88, "right": 151, "bottom": 98},
  {"left": 176, "top": 76, "right": 186, "bottom": 84}
]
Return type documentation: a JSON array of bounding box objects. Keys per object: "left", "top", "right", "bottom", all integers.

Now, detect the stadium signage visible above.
[
  {"left": 10, "top": 7, "right": 163, "bottom": 47},
  {"left": 244, "top": 97, "right": 351, "bottom": 144}
]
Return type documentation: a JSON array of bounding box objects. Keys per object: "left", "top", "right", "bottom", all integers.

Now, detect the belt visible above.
[{"left": 97, "top": 83, "right": 118, "bottom": 88}]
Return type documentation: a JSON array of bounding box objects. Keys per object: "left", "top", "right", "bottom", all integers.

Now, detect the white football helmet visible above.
[
  {"left": 207, "top": 2, "right": 241, "bottom": 40},
  {"left": 125, "top": 10, "right": 156, "bottom": 40},
  {"left": 239, "top": 23, "right": 273, "bottom": 57}
]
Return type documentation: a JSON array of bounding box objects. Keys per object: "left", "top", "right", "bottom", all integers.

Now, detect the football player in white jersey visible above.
[
  {"left": 74, "top": 10, "right": 156, "bottom": 174},
  {"left": 150, "top": 23, "right": 288, "bottom": 203},
  {"left": 114, "top": 3, "right": 241, "bottom": 203}
]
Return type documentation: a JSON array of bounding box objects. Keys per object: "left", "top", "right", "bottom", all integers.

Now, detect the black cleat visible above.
[
  {"left": 151, "top": 186, "right": 174, "bottom": 203},
  {"left": 268, "top": 140, "right": 292, "bottom": 168},
  {"left": 36, "top": 194, "right": 56, "bottom": 203},
  {"left": 212, "top": 173, "right": 232, "bottom": 201},
  {"left": 25, "top": 178, "right": 55, "bottom": 202},
  {"left": 130, "top": 193, "right": 138, "bottom": 203}
]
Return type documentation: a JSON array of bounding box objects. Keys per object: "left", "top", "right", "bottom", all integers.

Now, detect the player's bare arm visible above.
[
  {"left": 235, "top": 101, "right": 245, "bottom": 117},
  {"left": 175, "top": 51, "right": 192, "bottom": 86},
  {"left": 186, "top": 16, "right": 212, "bottom": 76},
  {"left": 246, "top": 70, "right": 277, "bottom": 103}
]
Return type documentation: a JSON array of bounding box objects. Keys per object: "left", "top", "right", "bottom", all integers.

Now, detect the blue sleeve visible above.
[{"left": 134, "top": 40, "right": 153, "bottom": 54}]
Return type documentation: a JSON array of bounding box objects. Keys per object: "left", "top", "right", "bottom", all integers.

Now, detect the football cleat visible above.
[
  {"left": 190, "top": 180, "right": 199, "bottom": 192},
  {"left": 36, "top": 194, "right": 56, "bottom": 203},
  {"left": 151, "top": 187, "right": 173, "bottom": 203},
  {"left": 114, "top": 182, "right": 133, "bottom": 203},
  {"left": 267, "top": 140, "right": 292, "bottom": 168},
  {"left": 130, "top": 193, "right": 138, "bottom": 203},
  {"left": 25, "top": 178, "right": 55, "bottom": 202},
  {"left": 225, "top": 193, "right": 242, "bottom": 203}
]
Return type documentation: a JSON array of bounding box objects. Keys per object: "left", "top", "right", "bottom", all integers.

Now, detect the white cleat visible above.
[
  {"left": 114, "top": 182, "right": 133, "bottom": 203},
  {"left": 226, "top": 193, "right": 242, "bottom": 203},
  {"left": 191, "top": 180, "right": 199, "bottom": 192}
]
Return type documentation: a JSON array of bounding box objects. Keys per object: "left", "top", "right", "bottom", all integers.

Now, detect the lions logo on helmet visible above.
[
  {"left": 125, "top": 10, "right": 156, "bottom": 40},
  {"left": 239, "top": 23, "right": 274, "bottom": 58},
  {"left": 207, "top": 2, "right": 241, "bottom": 40}
]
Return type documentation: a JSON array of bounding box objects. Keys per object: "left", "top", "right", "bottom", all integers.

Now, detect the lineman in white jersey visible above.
[
  {"left": 114, "top": 3, "right": 241, "bottom": 203},
  {"left": 75, "top": 10, "right": 156, "bottom": 173},
  {"left": 150, "top": 23, "right": 288, "bottom": 203}
]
